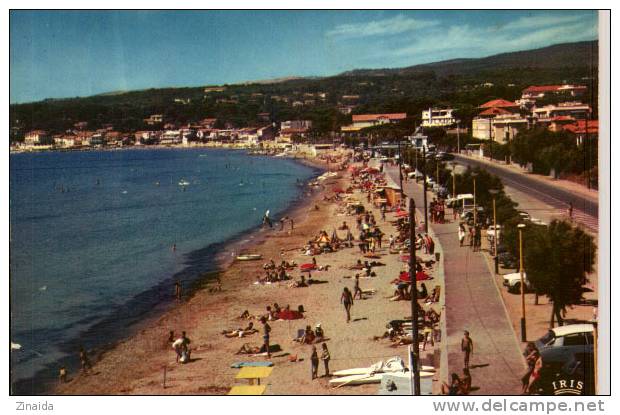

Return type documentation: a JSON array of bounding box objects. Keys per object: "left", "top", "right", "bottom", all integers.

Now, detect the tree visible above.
[{"left": 520, "top": 220, "right": 596, "bottom": 328}]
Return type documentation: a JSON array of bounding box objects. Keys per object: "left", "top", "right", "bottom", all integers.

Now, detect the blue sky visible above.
[{"left": 10, "top": 10, "right": 598, "bottom": 103}]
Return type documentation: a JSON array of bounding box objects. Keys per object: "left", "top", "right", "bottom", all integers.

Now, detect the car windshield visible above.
[{"left": 538, "top": 331, "right": 556, "bottom": 346}]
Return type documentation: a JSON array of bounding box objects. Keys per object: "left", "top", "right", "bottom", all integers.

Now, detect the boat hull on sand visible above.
[
  {"left": 333, "top": 365, "right": 435, "bottom": 377},
  {"left": 236, "top": 254, "right": 262, "bottom": 261},
  {"left": 329, "top": 371, "right": 434, "bottom": 386}
]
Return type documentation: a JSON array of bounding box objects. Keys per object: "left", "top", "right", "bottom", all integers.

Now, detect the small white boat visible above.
[
  {"left": 329, "top": 370, "right": 434, "bottom": 387},
  {"left": 332, "top": 357, "right": 434, "bottom": 377},
  {"left": 178, "top": 179, "right": 190, "bottom": 186},
  {"left": 236, "top": 254, "right": 262, "bottom": 261},
  {"left": 333, "top": 365, "right": 435, "bottom": 377}
]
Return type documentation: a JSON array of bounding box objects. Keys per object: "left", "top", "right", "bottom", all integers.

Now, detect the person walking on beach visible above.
[
  {"left": 175, "top": 281, "right": 182, "bottom": 301},
  {"left": 458, "top": 224, "right": 466, "bottom": 247},
  {"left": 568, "top": 201, "right": 574, "bottom": 220},
  {"left": 79, "top": 346, "right": 92, "bottom": 373},
  {"left": 321, "top": 343, "right": 331, "bottom": 377},
  {"left": 353, "top": 274, "right": 363, "bottom": 300},
  {"left": 59, "top": 366, "right": 67, "bottom": 384},
  {"left": 311, "top": 346, "right": 319, "bottom": 380},
  {"left": 341, "top": 287, "right": 354, "bottom": 323},
  {"left": 461, "top": 331, "right": 474, "bottom": 369},
  {"left": 260, "top": 317, "right": 272, "bottom": 358}
]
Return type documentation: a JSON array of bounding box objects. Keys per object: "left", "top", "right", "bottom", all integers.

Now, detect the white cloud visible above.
[
  {"left": 499, "top": 13, "right": 589, "bottom": 31},
  {"left": 385, "top": 14, "right": 598, "bottom": 63},
  {"left": 326, "top": 14, "right": 439, "bottom": 39}
]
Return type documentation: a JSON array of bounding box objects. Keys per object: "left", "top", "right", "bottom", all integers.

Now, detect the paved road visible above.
[
  {"left": 453, "top": 155, "right": 598, "bottom": 232},
  {"left": 386, "top": 166, "right": 525, "bottom": 394}
]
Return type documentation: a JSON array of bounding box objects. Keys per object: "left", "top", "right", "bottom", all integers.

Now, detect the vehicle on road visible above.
[
  {"left": 518, "top": 211, "right": 531, "bottom": 222},
  {"left": 435, "top": 151, "right": 455, "bottom": 161},
  {"left": 502, "top": 271, "right": 533, "bottom": 293}
]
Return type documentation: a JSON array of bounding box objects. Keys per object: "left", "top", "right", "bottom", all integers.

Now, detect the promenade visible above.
[{"left": 386, "top": 165, "right": 525, "bottom": 395}]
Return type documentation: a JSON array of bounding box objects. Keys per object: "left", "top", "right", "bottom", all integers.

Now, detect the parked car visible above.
[
  {"left": 498, "top": 251, "right": 518, "bottom": 268},
  {"left": 535, "top": 324, "right": 595, "bottom": 388},
  {"left": 502, "top": 271, "right": 532, "bottom": 293},
  {"left": 537, "top": 349, "right": 595, "bottom": 395},
  {"left": 518, "top": 211, "right": 531, "bottom": 222},
  {"left": 486, "top": 224, "right": 502, "bottom": 241}
]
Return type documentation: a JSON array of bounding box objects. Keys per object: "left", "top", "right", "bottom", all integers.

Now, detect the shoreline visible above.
[
  {"left": 10, "top": 150, "right": 328, "bottom": 395},
  {"left": 51, "top": 153, "right": 443, "bottom": 396},
  {"left": 52, "top": 156, "right": 336, "bottom": 395}
]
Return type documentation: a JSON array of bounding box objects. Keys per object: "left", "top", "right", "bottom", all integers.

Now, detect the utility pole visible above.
[
  {"left": 518, "top": 223, "right": 527, "bottom": 341},
  {"left": 398, "top": 141, "right": 404, "bottom": 197},
  {"left": 456, "top": 120, "right": 460, "bottom": 154},
  {"left": 422, "top": 147, "right": 428, "bottom": 233},
  {"left": 409, "top": 198, "right": 421, "bottom": 395}
]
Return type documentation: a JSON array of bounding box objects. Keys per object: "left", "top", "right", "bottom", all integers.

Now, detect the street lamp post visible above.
[
  {"left": 471, "top": 172, "right": 478, "bottom": 228},
  {"left": 489, "top": 189, "right": 499, "bottom": 274},
  {"left": 456, "top": 121, "right": 461, "bottom": 154},
  {"left": 398, "top": 141, "right": 404, "bottom": 197},
  {"left": 422, "top": 147, "right": 429, "bottom": 233},
  {"left": 518, "top": 223, "right": 527, "bottom": 342},
  {"left": 408, "top": 198, "right": 421, "bottom": 395}
]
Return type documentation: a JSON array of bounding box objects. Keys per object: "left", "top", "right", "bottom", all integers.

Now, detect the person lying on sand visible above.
[
  {"left": 222, "top": 322, "right": 258, "bottom": 338},
  {"left": 236, "top": 343, "right": 262, "bottom": 355},
  {"left": 239, "top": 310, "right": 255, "bottom": 320}
]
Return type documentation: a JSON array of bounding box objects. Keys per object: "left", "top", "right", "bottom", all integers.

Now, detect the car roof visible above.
[
  {"left": 504, "top": 272, "right": 526, "bottom": 279},
  {"left": 551, "top": 324, "right": 594, "bottom": 337}
]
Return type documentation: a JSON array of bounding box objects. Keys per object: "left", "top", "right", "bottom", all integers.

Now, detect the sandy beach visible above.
[{"left": 53, "top": 154, "right": 443, "bottom": 395}]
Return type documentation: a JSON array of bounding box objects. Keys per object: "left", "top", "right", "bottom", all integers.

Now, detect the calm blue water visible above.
[{"left": 9, "top": 148, "right": 319, "bottom": 394}]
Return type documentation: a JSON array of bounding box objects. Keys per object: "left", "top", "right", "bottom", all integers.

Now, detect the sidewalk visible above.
[
  {"left": 389, "top": 167, "right": 525, "bottom": 395},
  {"left": 456, "top": 153, "right": 598, "bottom": 203}
]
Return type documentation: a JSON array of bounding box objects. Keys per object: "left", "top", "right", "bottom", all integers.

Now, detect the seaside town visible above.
[
  {"left": 9, "top": 10, "right": 606, "bottom": 402},
  {"left": 11, "top": 81, "right": 596, "bottom": 397},
  {"left": 12, "top": 83, "right": 598, "bottom": 160}
]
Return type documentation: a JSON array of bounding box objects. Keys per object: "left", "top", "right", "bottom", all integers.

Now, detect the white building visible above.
[
  {"left": 341, "top": 113, "right": 407, "bottom": 132},
  {"left": 532, "top": 102, "right": 591, "bottom": 120},
  {"left": 160, "top": 130, "right": 181, "bottom": 145},
  {"left": 24, "top": 130, "right": 51, "bottom": 146},
  {"left": 421, "top": 108, "right": 457, "bottom": 127},
  {"left": 491, "top": 114, "right": 529, "bottom": 144},
  {"left": 281, "top": 120, "right": 312, "bottom": 130}
]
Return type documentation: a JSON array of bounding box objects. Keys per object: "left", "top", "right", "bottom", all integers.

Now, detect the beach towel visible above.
[{"left": 276, "top": 309, "right": 303, "bottom": 320}]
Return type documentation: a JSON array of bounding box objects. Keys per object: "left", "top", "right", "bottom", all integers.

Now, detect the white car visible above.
[
  {"left": 502, "top": 271, "right": 532, "bottom": 293},
  {"left": 535, "top": 324, "right": 594, "bottom": 351},
  {"left": 486, "top": 225, "right": 502, "bottom": 240}
]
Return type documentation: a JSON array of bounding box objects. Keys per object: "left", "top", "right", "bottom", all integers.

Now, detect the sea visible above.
[{"left": 9, "top": 148, "right": 321, "bottom": 394}]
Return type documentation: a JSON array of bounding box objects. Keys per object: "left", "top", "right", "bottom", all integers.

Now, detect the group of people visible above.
[
  {"left": 257, "top": 260, "right": 296, "bottom": 283},
  {"left": 458, "top": 223, "right": 482, "bottom": 251},
  {"left": 429, "top": 198, "right": 446, "bottom": 224}
]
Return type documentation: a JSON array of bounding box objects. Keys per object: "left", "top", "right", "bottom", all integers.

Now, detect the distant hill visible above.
[
  {"left": 340, "top": 41, "right": 598, "bottom": 77},
  {"left": 9, "top": 40, "right": 599, "bottom": 139}
]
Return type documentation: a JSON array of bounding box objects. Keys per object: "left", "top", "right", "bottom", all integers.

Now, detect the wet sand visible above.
[{"left": 56, "top": 158, "right": 441, "bottom": 395}]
